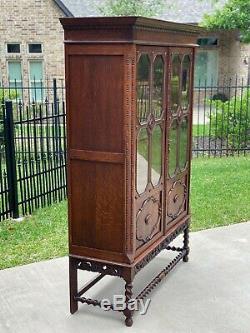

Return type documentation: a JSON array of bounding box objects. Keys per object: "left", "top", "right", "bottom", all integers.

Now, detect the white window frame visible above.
[
  {"left": 27, "top": 43, "right": 43, "bottom": 54},
  {"left": 6, "top": 43, "right": 21, "bottom": 54},
  {"left": 7, "top": 60, "right": 23, "bottom": 86}
]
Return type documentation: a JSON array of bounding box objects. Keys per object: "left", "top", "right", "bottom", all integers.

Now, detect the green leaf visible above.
[
  {"left": 200, "top": 0, "right": 250, "bottom": 43},
  {"left": 99, "top": 0, "right": 165, "bottom": 17}
]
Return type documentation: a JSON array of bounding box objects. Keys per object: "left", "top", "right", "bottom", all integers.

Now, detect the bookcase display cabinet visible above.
[{"left": 61, "top": 16, "right": 199, "bottom": 327}]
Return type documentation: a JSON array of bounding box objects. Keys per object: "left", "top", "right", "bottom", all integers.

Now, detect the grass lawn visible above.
[
  {"left": 0, "top": 202, "right": 68, "bottom": 270},
  {"left": 191, "top": 155, "right": 250, "bottom": 231},
  {"left": 0, "top": 155, "right": 249, "bottom": 270}
]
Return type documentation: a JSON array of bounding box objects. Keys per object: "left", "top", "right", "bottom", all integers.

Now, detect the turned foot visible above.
[
  {"left": 123, "top": 280, "right": 134, "bottom": 326},
  {"left": 125, "top": 317, "right": 133, "bottom": 327}
]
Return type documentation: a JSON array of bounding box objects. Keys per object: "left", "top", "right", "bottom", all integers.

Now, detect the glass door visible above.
[
  {"left": 135, "top": 47, "right": 166, "bottom": 251},
  {"left": 166, "top": 48, "right": 193, "bottom": 227}
]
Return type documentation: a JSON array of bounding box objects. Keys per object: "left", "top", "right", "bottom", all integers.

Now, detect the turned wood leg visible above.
[
  {"left": 183, "top": 226, "right": 190, "bottom": 262},
  {"left": 123, "top": 280, "right": 134, "bottom": 327},
  {"left": 69, "top": 257, "right": 78, "bottom": 314}
]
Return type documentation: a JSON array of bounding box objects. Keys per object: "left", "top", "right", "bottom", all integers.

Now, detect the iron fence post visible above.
[
  {"left": 53, "top": 78, "right": 59, "bottom": 155},
  {"left": 4, "top": 100, "right": 19, "bottom": 218}
]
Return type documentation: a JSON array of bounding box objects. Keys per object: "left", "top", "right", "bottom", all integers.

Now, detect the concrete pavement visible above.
[{"left": 0, "top": 222, "right": 250, "bottom": 333}]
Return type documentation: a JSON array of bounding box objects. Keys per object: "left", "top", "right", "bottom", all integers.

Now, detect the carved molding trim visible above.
[
  {"left": 124, "top": 53, "right": 136, "bottom": 255},
  {"left": 136, "top": 195, "right": 162, "bottom": 245},
  {"left": 134, "top": 220, "right": 188, "bottom": 274},
  {"left": 77, "top": 259, "right": 123, "bottom": 277},
  {"left": 167, "top": 180, "right": 187, "bottom": 219}
]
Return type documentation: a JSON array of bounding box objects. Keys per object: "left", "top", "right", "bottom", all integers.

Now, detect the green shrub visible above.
[
  {"left": 209, "top": 92, "right": 250, "bottom": 148},
  {"left": 0, "top": 89, "right": 19, "bottom": 102},
  {"left": 0, "top": 89, "right": 20, "bottom": 151}
]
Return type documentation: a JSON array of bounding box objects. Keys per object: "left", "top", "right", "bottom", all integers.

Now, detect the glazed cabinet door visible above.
[
  {"left": 166, "top": 48, "right": 193, "bottom": 228},
  {"left": 135, "top": 47, "right": 166, "bottom": 253}
]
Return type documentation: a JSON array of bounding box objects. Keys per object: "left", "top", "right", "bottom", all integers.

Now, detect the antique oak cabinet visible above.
[{"left": 60, "top": 17, "right": 199, "bottom": 326}]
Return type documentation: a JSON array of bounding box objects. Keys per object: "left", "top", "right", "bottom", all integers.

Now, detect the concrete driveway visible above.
[{"left": 0, "top": 222, "right": 250, "bottom": 333}]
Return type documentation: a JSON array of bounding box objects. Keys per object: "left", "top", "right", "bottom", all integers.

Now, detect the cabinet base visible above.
[{"left": 69, "top": 222, "right": 190, "bottom": 326}]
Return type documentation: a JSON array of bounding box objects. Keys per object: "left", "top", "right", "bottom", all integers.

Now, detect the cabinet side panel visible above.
[
  {"left": 68, "top": 54, "right": 124, "bottom": 153},
  {"left": 70, "top": 160, "right": 124, "bottom": 253}
]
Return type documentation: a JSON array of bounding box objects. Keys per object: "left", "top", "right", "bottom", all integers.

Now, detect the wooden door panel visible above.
[
  {"left": 165, "top": 48, "right": 193, "bottom": 230},
  {"left": 166, "top": 175, "right": 188, "bottom": 225},
  {"left": 136, "top": 191, "right": 162, "bottom": 248},
  {"left": 135, "top": 46, "right": 166, "bottom": 252}
]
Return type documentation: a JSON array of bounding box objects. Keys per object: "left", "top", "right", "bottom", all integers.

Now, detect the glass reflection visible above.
[
  {"left": 168, "top": 119, "right": 177, "bottom": 177},
  {"left": 137, "top": 54, "right": 150, "bottom": 123},
  {"left": 153, "top": 56, "right": 164, "bottom": 119},
  {"left": 179, "top": 117, "right": 188, "bottom": 170},
  {"left": 181, "top": 55, "right": 191, "bottom": 110},
  {"left": 171, "top": 55, "right": 181, "bottom": 113},
  {"left": 151, "top": 125, "right": 162, "bottom": 186},
  {"left": 137, "top": 128, "right": 149, "bottom": 194}
]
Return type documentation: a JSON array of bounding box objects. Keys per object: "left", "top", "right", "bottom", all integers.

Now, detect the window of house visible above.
[
  {"left": 194, "top": 50, "right": 218, "bottom": 86},
  {"left": 7, "top": 43, "right": 20, "bottom": 53},
  {"left": 29, "top": 60, "right": 43, "bottom": 101},
  {"left": 197, "top": 38, "right": 218, "bottom": 46},
  {"left": 8, "top": 61, "right": 22, "bottom": 87},
  {"left": 28, "top": 43, "right": 42, "bottom": 53},
  {"left": 8, "top": 61, "right": 23, "bottom": 98}
]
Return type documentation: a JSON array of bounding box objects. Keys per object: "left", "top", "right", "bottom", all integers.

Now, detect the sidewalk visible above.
[{"left": 0, "top": 222, "right": 250, "bottom": 333}]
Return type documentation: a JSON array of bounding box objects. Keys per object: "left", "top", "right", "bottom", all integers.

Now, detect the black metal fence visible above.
[
  {"left": 0, "top": 79, "right": 66, "bottom": 221},
  {"left": 193, "top": 77, "right": 250, "bottom": 157},
  {"left": 0, "top": 77, "right": 249, "bottom": 221}
]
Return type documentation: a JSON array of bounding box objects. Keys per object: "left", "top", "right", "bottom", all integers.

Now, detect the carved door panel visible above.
[
  {"left": 166, "top": 49, "right": 193, "bottom": 227},
  {"left": 135, "top": 47, "right": 166, "bottom": 252}
]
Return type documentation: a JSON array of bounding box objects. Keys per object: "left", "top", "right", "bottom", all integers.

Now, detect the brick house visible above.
[
  {"left": 0, "top": 0, "right": 249, "bottom": 98},
  {"left": 0, "top": 0, "right": 69, "bottom": 100}
]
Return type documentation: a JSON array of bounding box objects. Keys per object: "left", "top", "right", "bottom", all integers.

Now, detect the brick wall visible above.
[
  {"left": 0, "top": 0, "right": 65, "bottom": 86},
  {"left": 227, "top": 39, "right": 250, "bottom": 81}
]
